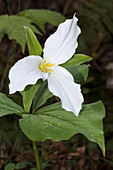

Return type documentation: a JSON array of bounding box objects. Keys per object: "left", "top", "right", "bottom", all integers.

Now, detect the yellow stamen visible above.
[
  {"left": 42, "top": 59, "right": 46, "bottom": 64},
  {"left": 40, "top": 59, "right": 55, "bottom": 73},
  {"left": 44, "top": 63, "right": 55, "bottom": 67},
  {"left": 45, "top": 68, "right": 53, "bottom": 72}
]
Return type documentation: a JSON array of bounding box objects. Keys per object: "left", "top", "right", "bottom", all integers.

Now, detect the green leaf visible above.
[
  {"left": 19, "top": 101, "right": 105, "bottom": 155},
  {"left": 0, "top": 15, "right": 40, "bottom": 53},
  {"left": 32, "top": 81, "right": 53, "bottom": 112},
  {"left": 61, "top": 54, "right": 92, "bottom": 67},
  {"left": 15, "top": 162, "right": 28, "bottom": 169},
  {"left": 0, "top": 10, "right": 65, "bottom": 53},
  {"left": 24, "top": 26, "right": 42, "bottom": 56},
  {"left": 4, "top": 163, "right": 15, "bottom": 170},
  {"left": 19, "top": 9, "right": 66, "bottom": 32},
  {"left": 23, "top": 80, "right": 43, "bottom": 113},
  {"left": 66, "top": 64, "right": 89, "bottom": 84},
  {"left": 4, "top": 162, "right": 28, "bottom": 170},
  {"left": 0, "top": 93, "right": 24, "bottom": 117}
]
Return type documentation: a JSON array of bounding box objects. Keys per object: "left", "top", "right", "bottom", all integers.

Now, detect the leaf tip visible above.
[{"left": 102, "top": 147, "right": 105, "bottom": 157}]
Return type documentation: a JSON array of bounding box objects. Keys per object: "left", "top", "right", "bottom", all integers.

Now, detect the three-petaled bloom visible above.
[{"left": 9, "top": 14, "right": 84, "bottom": 116}]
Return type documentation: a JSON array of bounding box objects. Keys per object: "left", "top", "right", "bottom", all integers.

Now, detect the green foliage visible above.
[
  {"left": 5, "top": 163, "right": 15, "bottom": 170},
  {"left": 32, "top": 81, "right": 53, "bottom": 112},
  {"left": 24, "top": 26, "right": 42, "bottom": 56},
  {"left": 78, "top": 0, "right": 113, "bottom": 51},
  {"left": 19, "top": 101, "right": 105, "bottom": 155},
  {"left": 23, "top": 80, "right": 43, "bottom": 113},
  {"left": 19, "top": 9, "right": 66, "bottom": 32},
  {"left": 0, "top": 8, "right": 106, "bottom": 164},
  {"left": 0, "top": 10, "right": 65, "bottom": 53},
  {"left": 61, "top": 54, "right": 92, "bottom": 67},
  {"left": 0, "top": 93, "right": 24, "bottom": 117},
  {"left": 0, "top": 15, "right": 40, "bottom": 53},
  {"left": 67, "top": 64, "right": 89, "bottom": 85},
  {"left": 14, "top": 162, "right": 29, "bottom": 169},
  {"left": 4, "top": 162, "right": 29, "bottom": 170}
]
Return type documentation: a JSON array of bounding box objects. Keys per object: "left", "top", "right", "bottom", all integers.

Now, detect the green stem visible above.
[
  {"left": 32, "top": 141, "right": 41, "bottom": 170},
  {"left": 7, "top": 0, "right": 11, "bottom": 15}
]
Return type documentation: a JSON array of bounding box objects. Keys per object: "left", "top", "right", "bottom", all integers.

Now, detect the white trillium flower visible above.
[{"left": 9, "top": 14, "right": 84, "bottom": 116}]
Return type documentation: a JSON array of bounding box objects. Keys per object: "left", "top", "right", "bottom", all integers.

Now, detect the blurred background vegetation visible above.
[{"left": 0, "top": 0, "right": 113, "bottom": 169}]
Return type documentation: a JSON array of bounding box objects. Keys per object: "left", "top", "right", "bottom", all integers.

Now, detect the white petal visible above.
[
  {"left": 9, "top": 56, "right": 48, "bottom": 94},
  {"left": 43, "top": 14, "right": 81, "bottom": 65},
  {"left": 47, "top": 66, "right": 84, "bottom": 116}
]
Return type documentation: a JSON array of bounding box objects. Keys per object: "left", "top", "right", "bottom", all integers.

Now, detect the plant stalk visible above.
[
  {"left": 7, "top": 0, "right": 11, "bottom": 15},
  {"left": 32, "top": 141, "right": 41, "bottom": 170}
]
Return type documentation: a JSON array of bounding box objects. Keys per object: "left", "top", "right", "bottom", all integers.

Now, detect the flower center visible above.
[{"left": 40, "top": 59, "right": 55, "bottom": 73}]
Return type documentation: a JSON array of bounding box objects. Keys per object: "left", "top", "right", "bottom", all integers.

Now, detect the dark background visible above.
[{"left": 0, "top": 0, "right": 113, "bottom": 169}]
